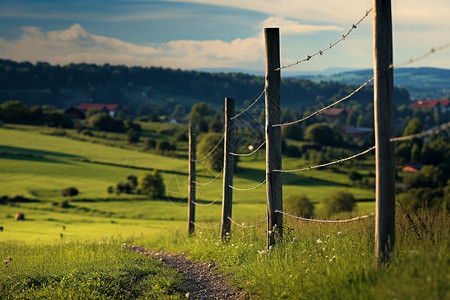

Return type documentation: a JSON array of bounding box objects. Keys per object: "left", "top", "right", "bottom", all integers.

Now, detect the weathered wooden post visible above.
[
  {"left": 373, "top": 0, "right": 396, "bottom": 265},
  {"left": 188, "top": 123, "right": 196, "bottom": 234},
  {"left": 221, "top": 97, "right": 235, "bottom": 239},
  {"left": 264, "top": 27, "right": 283, "bottom": 248}
]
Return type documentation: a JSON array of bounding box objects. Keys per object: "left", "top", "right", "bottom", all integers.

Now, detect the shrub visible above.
[
  {"left": 145, "top": 138, "right": 157, "bottom": 150},
  {"left": 322, "top": 190, "right": 356, "bottom": 217},
  {"left": 197, "top": 133, "right": 224, "bottom": 172},
  {"left": 348, "top": 170, "right": 363, "bottom": 183},
  {"left": 138, "top": 170, "right": 165, "bottom": 198},
  {"left": 284, "top": 194, "right": 314, "bottom": 218},
  {"left": 126, "top": 128, "right": 140, "bottom": 144},
  {"left": 62, "top": 187, "right": 79, "bottom": 197}
]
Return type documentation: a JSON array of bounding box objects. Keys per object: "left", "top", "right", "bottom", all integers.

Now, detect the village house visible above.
[
  {"left": 410, "top": 99, "right": 450, "bottom": 114},
  {"left": 77, "top": 103, "right": 123, "bottom": 117}
]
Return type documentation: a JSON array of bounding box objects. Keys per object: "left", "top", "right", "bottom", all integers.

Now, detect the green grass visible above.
[
  {"left": 0, "top": 239, "right": 184, "bottom": 299},
  {"left": 6, "top": 124, "right": 446, "bottom": 299}
]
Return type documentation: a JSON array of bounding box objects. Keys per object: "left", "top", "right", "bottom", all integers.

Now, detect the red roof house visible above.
[
  {"left": 411, "top": 100, "right": 450, "bottom": 113},
  {"left": 77, "top": 103, "right": 123, "bottom": 117}
]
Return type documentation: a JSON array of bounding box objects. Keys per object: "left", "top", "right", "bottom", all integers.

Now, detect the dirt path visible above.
[{"left": 128, "top": 246, "right": 248, "bottom": 300}]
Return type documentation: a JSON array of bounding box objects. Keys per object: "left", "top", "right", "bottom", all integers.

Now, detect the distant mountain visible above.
[{"left": 296, "top": 67, "right": 450, "bottom": 100}]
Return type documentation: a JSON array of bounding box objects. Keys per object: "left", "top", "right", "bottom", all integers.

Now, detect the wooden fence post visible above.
[
  {"left": 264, "top": 27, "right": 283, "bottom": 248},
  {"left": 188, "top": 123, "right": 196, "bottom": 234},
  {"left": 221, "top": 97, "right": 235, "bottom": 239},
  {"left": 373, "top": 0, "right": 396, "bottom": 265}
]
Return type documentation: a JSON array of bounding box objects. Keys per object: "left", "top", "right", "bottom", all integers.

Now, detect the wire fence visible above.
[
  {"left": 228, "top": 217, "right": 267, "bottom": 228},
  {"left": 229, "top": 179, "right": 266, "bottom": 191},
  {"left": 277, "top": 8, "right": 372, "bottom": 71},
  {"left": 276, "top": 210, "right": 375, "bottom": 223}
]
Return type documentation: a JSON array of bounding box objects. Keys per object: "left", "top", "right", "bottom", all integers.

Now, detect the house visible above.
[
  {"left": 402, "top": 163, "right": 424, "bottom": 173},
  {"left": 64, "top": 106, "right": 85, "bottom": 120},
  {"left": 320, "top": 108, "right": 348, "bottom": 124},
  {"left": 410, "top": 100, "right": 450, "bottom": 114},
  {"left": 343, "top": 126, "right": 373, "bottom": 140},
  {"left": 77, "top": 103, "right": 123, "bottom": 117}
]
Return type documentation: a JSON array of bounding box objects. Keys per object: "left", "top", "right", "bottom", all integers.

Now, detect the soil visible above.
[{"left": 128, "top": 245, "right": 249, "bottom": 300}]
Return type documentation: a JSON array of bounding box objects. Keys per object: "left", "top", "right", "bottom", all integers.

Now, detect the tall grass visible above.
[
  {"left": 138, "top": 210, "right": 449, "bottom": 299},
  {"left": 0, "top": 239, "right": 184, "bottom": 299}
]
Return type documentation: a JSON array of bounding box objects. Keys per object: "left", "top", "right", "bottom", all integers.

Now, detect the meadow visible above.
[{"left": 0, "top": 124, "right": 448, "bottom": 299}]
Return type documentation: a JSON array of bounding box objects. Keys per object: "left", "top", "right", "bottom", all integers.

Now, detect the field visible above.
[{"left": 0, "top": 125, "right": 448, "bottom": 299}]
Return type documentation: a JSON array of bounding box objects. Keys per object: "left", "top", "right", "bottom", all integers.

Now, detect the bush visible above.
[
  {"left": 62, "top": 187, "right": 79, "bottom": 197},
  {"left": 145, "top": 138, "right": 157, "bottom": 150},
  {"left": 322, "top": 190, "right": 356, "bottom": 217},
  {"left": 126, "top": 128, "right": 140, "bottom": 143},
  {"left": 348, "top": 170, "right": 363, "bottom": 183},
  {"left": 284, "top": 194, "right": 314, "bottom": 218},
  {"left": 197, "top": 133, "right": 224, "bottom": 172},
  {"left": 88, "top": 113, "right": 124, "bottom": 132},
  {"left": 138, "top": 170, "right": 165, "bottom": 198}
]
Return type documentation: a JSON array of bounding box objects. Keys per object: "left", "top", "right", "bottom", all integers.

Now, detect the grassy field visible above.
[{"left": 1, "top": 124, "right": 447, "bottom": 299}]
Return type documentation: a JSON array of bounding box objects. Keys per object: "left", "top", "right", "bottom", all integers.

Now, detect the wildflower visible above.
[
  {"left": 292, "top": 237, "right": 297, "bottom": 243},
  {"left": 317, "top": 239, "right": 322, "bottom": 244},
  {"left": 258, "top": 249, "right": 267, "bottom": 255},
  {"left": 337, "top": 231, "right": 342, "bottom": 235}
]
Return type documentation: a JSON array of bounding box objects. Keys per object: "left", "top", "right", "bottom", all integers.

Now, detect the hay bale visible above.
[{"left": 15, "top": 212, "right": 25, "bottom": 221}]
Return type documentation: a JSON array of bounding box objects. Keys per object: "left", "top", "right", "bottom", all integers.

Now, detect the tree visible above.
[
  {"left": 127, "top": 128, "right": 140, "bottom": 143},
  {"left": 284, "top": 194, "right": 314, "bottom": 218},
  {"left": 304, "top": 123, "right": 342, "bottom": 146},
  {"left": 197, "top": 133, "right": 224, "bottom": 172},
  {"left": 322, "top": 190, "right": 356, "bottom": 217},
  {"left": 88, "top": 113, "right": 124, "bottom": 132},
  {"left": 62, "top": 187, "right": 79, "bottom": 197},
  {"left": 139, "top": 170, "right": 165, "bottom": 198}
]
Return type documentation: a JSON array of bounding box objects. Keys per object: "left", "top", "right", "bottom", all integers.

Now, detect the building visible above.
[
  {"left": 64, "top": 106, "right": 85, "bottom": 120},
  {"left": 410, "top": 100, "right": 450, "bottom": 114},
  {"left": 320, "top": 108, "right": 348, "bottom": 124},
  {"left": 77, "top": 103, "right": 123, "bottom": 117}
]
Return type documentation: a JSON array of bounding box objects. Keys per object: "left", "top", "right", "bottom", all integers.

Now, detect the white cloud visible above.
[
  {"left": 262, "top": 16, "right": 343, "bottom": 35},
  {"left": 0, "top": 24, "right": 264, "bottom": 69}
]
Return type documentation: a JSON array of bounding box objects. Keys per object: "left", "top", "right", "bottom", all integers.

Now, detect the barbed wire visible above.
[
  {"left": 192, "top": 134, "right": 224, "bottom": 163},
  {"left": 193, "top": 167, "right": 224, "bottom": 186},
  {"left": 192, "top": 194, "right": 223, "bottom": 207},
  {"left": 273, "top": 77, "right": 374, "bottom": 128},
  {"left": 229, "top": 140, "right": 266, "bottom": 157},
  {"left": 391, "top": 43, "right": 450, "bottom": 68},
  {"left": 277, "top": 8, "right": 372, "bottom": 71},
  {"left": 390, "top": 121, "right": 450, "bottom": 142},
  {"left": 273, "top": 146, "right": 375, "bottom": 173},
  {"left": 231, "top": 88, "right": 266, "bottom": 120},
  {"left": 276, "top": 210, "right": 375, "bottom": 223},
  {"left": 229, "top": 179, "right": 266, "bottom": 191},
  {"left": 228, "top": 217, "right": 268, "bottom": 228}
]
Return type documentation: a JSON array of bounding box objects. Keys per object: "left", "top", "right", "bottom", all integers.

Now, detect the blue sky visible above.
[{"left": 0, "top": 0, "right": 449, "bottom": 74}]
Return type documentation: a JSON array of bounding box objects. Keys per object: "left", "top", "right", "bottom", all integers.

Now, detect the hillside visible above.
[
  {"left": 0, "top": 59, "right": 411, "bottom": 117},
  {"left": 301, "top": 67, "right": 450, "bottom": 100}
]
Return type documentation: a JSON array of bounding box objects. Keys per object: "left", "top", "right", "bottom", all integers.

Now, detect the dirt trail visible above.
[{"left": 129, "top": 246, "right": 248, "bottom": 300}]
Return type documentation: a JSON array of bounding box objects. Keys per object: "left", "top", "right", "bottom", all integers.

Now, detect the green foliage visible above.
[
  {"left": 88, "top": 113, "right": 124, "bottom": 132},
  {"left": 126, "top": 128, "right": 140, "bottom": 143},
  {"left": 348, "top": 169, "right": 363, "bottom": 183},
  {"left": 156, "top": 140, "right": 176, "bottom": 153},
  {"left": 0, "top": 240, "right": 184, "bottom": 299},
  {"left": 197, "top": 132, "right": 224, "bottom": 172},
  {"left": 322, "top": 190, "right": 356, "bottom": 217},
  {"left": 282, "top": 124, "right": 303, "bottom": 141},
  {"left": 145, "top": 138, "right": 157, "bottom": 150},
  {"left": 62, "top": 187, "right": 79, "bottom": 197},
  {"left": 139, "top": 170, "right": 165, "bottom": 198},
  {"left": 284, "top": 194, "right": 315, "bottom": 218},
  {"left": 304, "top": 123, "right": 343, "bottom": 146}
]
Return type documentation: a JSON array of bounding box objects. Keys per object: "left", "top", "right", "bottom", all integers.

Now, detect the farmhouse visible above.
[
  {"left": 64, "top": 106, "right": 86, "bottom": 120},
  {"left": 320, "top": 108, "right": 348, "bottom": 124},
  {"left": 77, "top": 103, "right": 123, "bottom": 117},
  {"left": 410, "top": 99, "right": 450, "bottom": 114}
]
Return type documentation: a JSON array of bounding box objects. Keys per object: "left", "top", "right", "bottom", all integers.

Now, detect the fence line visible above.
[
  {"left": 274, "top": 146, "right": 375, "bottom": 173},
  {"left": 231, "top": 88, "right": 266, "bottom": 120},
  {"left": 277, "top": 8, "right": 372, "bottom": 71},
  {"left": 192, "top": 194, "right": 222, "bottom": 207},
  {"left": 391, "top": 42, "right": 450, "bottom": 68},
  {"left": 276, "top": 210, "right": 375, "bottom": 223},
  {"left": 229, "top": 140, "right": 266, "bottom": 157},
  {"left": 228, "top": 217, "right": 267, "bottom": 228},
  {"left": 192, "top": 134, "right": 224, "bottom": 162},
  {"left": 229, "top": 179, "right": 266, "bottom": 191},
  {"left": 390, "top": 121, "right": 450, "bottom": 142},
  {"left": 273, "top": 77, "right": 374, "bottom": 128},
  {"left": 193, "top": 168, "right": 224, "bottom": 186}
]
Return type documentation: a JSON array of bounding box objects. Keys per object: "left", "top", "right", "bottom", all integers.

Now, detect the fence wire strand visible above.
[
  {"left": 192, "top": 194, "right": 222, "bottom": 207},
  {"left": 228, "top": 217, "right": 268, "bottom": 228},
  {"left": 229, "top": 179, "right": 266, "bottom": 191},
  {"left": 231, "top": 88, "right": 266, "bottom": 120},
  {"left": 274, "top": 146, "right": 375, "bottom": 173},
  {"left": 273, "top": 77, "right": 374, "bottom": 128},
  {"left": 390, "top": 121, "right": 450, "bottom": 142},
  {"left": 276, "top": 210, "right": 375, "bottom": 223},
  {"left": 229, "top": 140, "right": 266, "bottom": 157},
  {"left": 193, "top": 168, "right": 224, "bottom": 186},
  {"left": 277, "top": 8, "right": 372, "bottom": 71},
  {"left": 192, "top": 134, "right": 224, "bottom": 162},
  {"left": 391, "top": 43, "right": 450, "bottom": 68}
]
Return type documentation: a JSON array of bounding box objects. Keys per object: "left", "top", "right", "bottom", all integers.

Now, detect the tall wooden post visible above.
[
  {"left": 373, "top": 0, "right": 396, "bottom": 265},
  {"left": 221, "top": 97, "right": 235, "bottom": 239},
  {"left": 264, "top": 28, "right": 283, "bottom": 248},
  {"left": 188, "top": 123, "right": 196, "bottom": 234}
]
